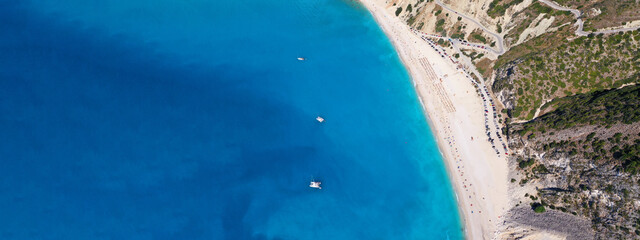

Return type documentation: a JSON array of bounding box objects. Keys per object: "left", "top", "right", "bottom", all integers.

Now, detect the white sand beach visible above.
[{"left": 358, "top": 0, "right": 510, "bottom": 238}]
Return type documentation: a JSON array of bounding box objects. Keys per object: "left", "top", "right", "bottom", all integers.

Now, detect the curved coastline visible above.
[
  {"left": 357, "top": 0, "right": 510, "bottom": 239},
  {"left": 357, "top": 1, "right": 469, "bottom": 236}
]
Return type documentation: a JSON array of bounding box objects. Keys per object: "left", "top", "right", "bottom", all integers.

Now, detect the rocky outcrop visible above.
[
  {"left": 502, "top": 206, "right": 595, "bottom": 240},
  {"left": 491, "top": 59, "right": 524, "bottom": 117}
]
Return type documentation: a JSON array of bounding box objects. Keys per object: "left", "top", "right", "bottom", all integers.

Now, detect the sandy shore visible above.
[{"left": 357, "top": 0, "right": 510, "bottom": 239}]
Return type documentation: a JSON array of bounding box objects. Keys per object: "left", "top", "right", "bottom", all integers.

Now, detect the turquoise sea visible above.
[{"left": 0, "top": 0, "right": 462, "bottom": 239}]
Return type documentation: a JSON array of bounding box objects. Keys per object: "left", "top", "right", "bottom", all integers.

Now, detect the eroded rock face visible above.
[
  {"left": 503, "top": 206, "right": 595, "bottom": 240},
  {"left": 506, "top": 121, "right": 640, "bottom": 239},
  {"left": 491, "top": 60, "right": 523, "bottom": 116}
]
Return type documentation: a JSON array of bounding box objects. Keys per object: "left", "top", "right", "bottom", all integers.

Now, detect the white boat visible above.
[
  {"left": 309, "top": 181, "right": 322, "bottom": 189},
  {"left": 316, "top": 116, "right": 324, "bottom": 123},
  {"left": 297, "top": 57, "right": 306, "bottom": 61}
]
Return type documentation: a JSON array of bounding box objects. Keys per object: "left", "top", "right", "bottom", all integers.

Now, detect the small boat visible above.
[
  {"left": 297, "top": 57, "right": 306, "bottom": 61},
  {"left": 316, "top": 116, "right": 324, "bottom": 123},
  {"left": 309, "top": 181, "right": 322, "bottom": 189}
]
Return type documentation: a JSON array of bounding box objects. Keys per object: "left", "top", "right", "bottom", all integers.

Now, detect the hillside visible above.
[
  {"left": 494, "top": 30, "right": 640, "bottom": 120},
  {"left": 507, "top": 85, "right": 640, "bottom": 238},
  {"left": 552, "top": 0, "right": 640, "bottom": 30},
  {"left": 386, "top": 0, "right": 640, "bottom": 238}
]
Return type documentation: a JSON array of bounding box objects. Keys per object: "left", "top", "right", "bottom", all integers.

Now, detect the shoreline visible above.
[{"left": 357, "top": 0, "right": 509, "bottom": 239}]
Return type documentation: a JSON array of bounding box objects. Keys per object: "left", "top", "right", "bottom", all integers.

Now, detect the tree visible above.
[{"left": 534, "top": 205, "right": 546, "bottom": 213}]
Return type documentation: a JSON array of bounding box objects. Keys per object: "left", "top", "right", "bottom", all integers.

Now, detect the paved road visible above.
[
  {"left": 538, "top": 0, "right": 638, "bottom": 36},
  {"left": 435, "top": 0, "right": 505, "bottom": 55},
  {"left": 435, "top": 0, "right": 638, "bottom": 56}
]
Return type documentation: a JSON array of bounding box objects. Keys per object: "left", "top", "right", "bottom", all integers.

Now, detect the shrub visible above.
[
  {"left": 519, "top": 158, "right": 535, "bottom": 169},
  {"left": 533, "top": 203, "right": 546, "bottom": 213},
  {"left": 472, "top": 34, "right": 487, "bottom": 43},
  {"left": 586, "top": 132, "right": 596, "bottom": 141}
]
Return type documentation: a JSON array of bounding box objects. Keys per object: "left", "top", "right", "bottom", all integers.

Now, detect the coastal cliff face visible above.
[
  {"left": 505, "top": 86, "right": 640, "bottom": 239},
  {"left": 385, "top": 0, "right": 640, "bottom": 238}
]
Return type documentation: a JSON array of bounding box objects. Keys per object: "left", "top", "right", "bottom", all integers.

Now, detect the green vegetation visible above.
[
  {"left": 395, "top": 7, "right": 402, "bottom": 16},
  {"left": 461, "top": 50, "right": 485, "bottom": 61},
  {"left": 472, "top": 34, "right": 487, "bottom": 43},
  {"left": 529, "top": 2, "right": 552, "bottom": 14},
  {"left": 488, "top": 0, "right": 525, "bottom": 18},
  {"left": 503, "top": 2, "right": 574, "bottom": 53},
  {"left": 498, "top": 1, "right": 640, "bottom": 236},
  {"left": 521, "top": 84, "right": 640, "bottom": 131},
  {"left": 448, "top": 22, "right": 466, "bottom": 40},
  {"left": 532, "top": 202, "right": 546, "bottom": 213},
  {"left": 475, "top": 58, "right": 494, "bottom": 78},
  {"left": 437, "top": 38, "right": 450, "bottom": 47},
  {"left": 450, "top": 33, "right": 464, "bottom": 39},
  {"left": 513, "top": 85, "right": 640, "bottom": 175},
  {"left": 495, "top": 30, "right": 640, "bottom": 120},
  {"left": 407, "top": 14, "right": 418, "bottom": 25},
  {"left": 555, "top": 0, "right": 640, "bottom": 29},
  {"left": 435, "top": 19, "right": 446, "bottom": 33},
  {"left": 620, "top": 141, "right": 640, "bottom": 174},
  {"left": 406, "top": 4, "right": 412, "bottom": 13},
  {"left": 518, "top": 158, "right": 535, "bottom": 169}
]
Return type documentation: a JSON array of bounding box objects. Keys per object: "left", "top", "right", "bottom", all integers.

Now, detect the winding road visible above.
[
  {"left": 422, "top": 0, "right": 638, "bottom": 127},
  {"left": 538, "top": 0, "right": 639, "bottom": 36},
  {"left": 434, "top": 0, "right": 639, "bottom": 56},
  {"left": 434, "top": 0, "right": 505, "bottom": 55}
]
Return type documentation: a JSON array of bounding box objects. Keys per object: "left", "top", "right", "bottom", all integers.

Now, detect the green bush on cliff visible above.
[
  {"left": 532, "top": 202, "right": 546, "bottom": 213},
  {"left": 518, "top": 158, "right": 535, "bottom": 169},
  {"left": 620, "top": 141, "right": 640, "bottom": 174}
]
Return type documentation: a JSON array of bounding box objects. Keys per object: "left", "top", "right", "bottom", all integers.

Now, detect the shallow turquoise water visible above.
[{"left": 0, "top": 0, "right": 462, "bottom": 239}]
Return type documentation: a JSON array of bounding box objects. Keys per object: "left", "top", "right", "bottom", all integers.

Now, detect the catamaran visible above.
[{"left": 309, "top": 181, "right": 322, "bottom": 189}]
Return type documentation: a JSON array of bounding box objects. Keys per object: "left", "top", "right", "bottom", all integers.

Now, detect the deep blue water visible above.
[{"left": 0, "top": 0, "right": 462, "bottom": 239}]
